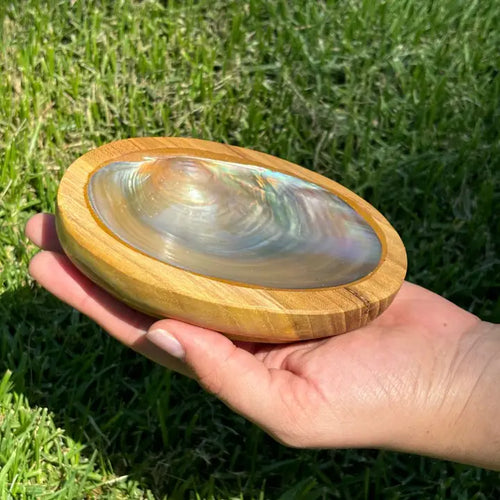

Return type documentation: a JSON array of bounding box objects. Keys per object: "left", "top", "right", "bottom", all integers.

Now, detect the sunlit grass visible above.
[{"left": 1, "top": 0, "right": 499, "bottom": 497}]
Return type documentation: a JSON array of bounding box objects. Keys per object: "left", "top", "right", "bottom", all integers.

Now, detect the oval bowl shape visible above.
[
  {"left": 56, "top": 138, "right": 407, "bottom": 342},
  {"left": 87, "top": 155, "right": 382, "bottom": 289}
]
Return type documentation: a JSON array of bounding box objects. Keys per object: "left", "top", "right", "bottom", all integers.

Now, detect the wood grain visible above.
[{"left": 55, "top": 137, "right": 407, "bottom": 342}]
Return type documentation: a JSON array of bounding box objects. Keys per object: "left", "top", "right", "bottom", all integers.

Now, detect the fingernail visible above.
[{"left": 147, "top": 328, "right": 185, "bottom": 359}]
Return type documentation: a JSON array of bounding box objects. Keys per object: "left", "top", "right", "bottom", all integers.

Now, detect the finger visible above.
[
  {"left": 25, "top": 213, "right": 63, "bottom": 252},
  {"left": 29, "top": 250, "right": 192, "bottom": 375},
  {"left": 146, "top": 319, "right": 300, "bottom": 427}
]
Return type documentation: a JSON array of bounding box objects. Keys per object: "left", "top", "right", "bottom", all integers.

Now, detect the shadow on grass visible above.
[{"left": 1, "top": 286, "right": 499, "bottom": 498}]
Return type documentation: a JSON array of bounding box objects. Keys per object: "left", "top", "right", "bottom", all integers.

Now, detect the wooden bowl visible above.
[{"left": 55, "top": 137, "right": 407, "bottom": 342}]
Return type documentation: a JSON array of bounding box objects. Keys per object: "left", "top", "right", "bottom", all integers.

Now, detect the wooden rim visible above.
[{"left": 56, "top": 137, "right": 407, "bottom": 342}]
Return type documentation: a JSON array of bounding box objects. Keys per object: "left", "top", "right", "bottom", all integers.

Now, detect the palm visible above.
[
  {"left": 233, "top": 282, "right": 476, "bottom": 445},
  {"left": 26, "top": 213, "right": 478, "bottom": 448}
]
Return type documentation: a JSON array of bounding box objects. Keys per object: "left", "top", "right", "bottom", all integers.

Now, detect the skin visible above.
[{"left": 26, "top": 213, "right": 500, "bottom": 470}]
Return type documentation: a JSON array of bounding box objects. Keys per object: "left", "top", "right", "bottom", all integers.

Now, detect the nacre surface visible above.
[{"left": 87, "top": 156, "right": 382, "bottom": 288}]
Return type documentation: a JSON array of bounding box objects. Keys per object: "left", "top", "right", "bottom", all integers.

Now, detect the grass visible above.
[{"left": 0, "top": 0, "right": 499, "bottom": 497}]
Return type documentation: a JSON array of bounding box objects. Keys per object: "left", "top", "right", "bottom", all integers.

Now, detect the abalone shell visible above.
[{"left": 87, "top": 155, "right": 382, "bottom": 288}]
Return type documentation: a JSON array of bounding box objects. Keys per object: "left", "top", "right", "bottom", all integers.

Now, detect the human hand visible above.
[{"left": 26, "top": 213, "right": 500, "bottom": 470}]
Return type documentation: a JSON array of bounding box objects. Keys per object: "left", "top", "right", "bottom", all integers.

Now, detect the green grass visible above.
[{"left": 0, "top": 0, "right": 499, "bottom": 497}]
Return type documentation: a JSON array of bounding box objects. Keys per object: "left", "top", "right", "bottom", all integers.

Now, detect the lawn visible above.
[{"left": 1, "top": 0, "right": 499, "bottom": 497}]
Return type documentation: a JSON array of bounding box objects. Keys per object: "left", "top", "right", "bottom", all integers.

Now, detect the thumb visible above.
[{"left": 145, "top": 320, "right": 282, "bottom": 425}]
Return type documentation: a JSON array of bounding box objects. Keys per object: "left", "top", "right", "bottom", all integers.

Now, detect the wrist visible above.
[
  {"left": 443, "top": 321, "right": 500, "bottom": 470},
  {"left": 385, "top": 320, "right": 500, "bottom": 469}
]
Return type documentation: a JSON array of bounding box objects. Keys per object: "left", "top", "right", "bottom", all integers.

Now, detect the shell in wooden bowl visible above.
[
  {"left": 56, "top": 138, "right": 407, "bottom": 342},
  {"left": 88, "top": 155, "right": 382, "bottom": 289}
]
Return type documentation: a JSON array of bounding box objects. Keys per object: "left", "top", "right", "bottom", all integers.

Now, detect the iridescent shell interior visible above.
[{"left": 87, "top": 155, "right": 382, "bottom": 288}]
